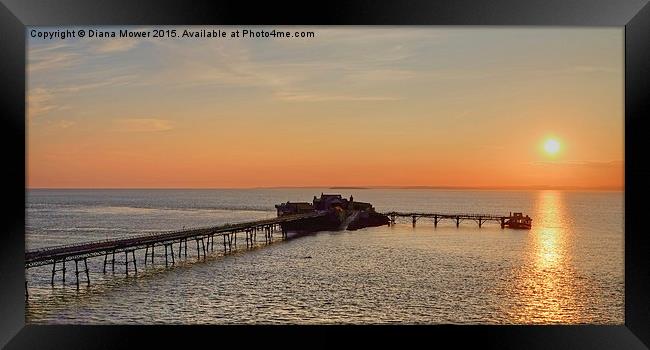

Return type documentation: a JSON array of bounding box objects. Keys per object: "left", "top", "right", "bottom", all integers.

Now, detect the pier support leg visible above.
[
  {"left": 412, "top": 216, "right": 416, "bottom": 227},
  {"left": 75, "top": 259, "right": 80, "bottom": 289},
  {"left": 144, "top": 246, "right": 149, "bottom": 266},
  {"left": 479, "top": 218, "right": 483, "bottom": 228},
  {"left": 501, "top": 218, "right": 505, "bottom": 229},
  {"left": 434, "top": 216, "right": 438, "bottom": 228},
  {"left": 202, "top": 238, "right": 207, "bottom": 257},
  {"left": 132, "top": 251, "right": 137, "bottom": 273},
  {"left": 196, "top": 239, "right": 200, "bottom": 258},
  {"left": 184, "top": 240, "right": 187, "bottom": 258},
  {"left": 223, "top": 235, "right": 227, "bottom": 253},
  {"left": 170, "top": 245, "right": 175, "bottom": 265},
  {"left": 104, "top": 253, "right": 108, "bottom": 272},
  {"left": 456, "top": 217, "right": 460, "bottom": 228},
  {"left": 84, "top": 258, "right": 90, "bottom": 286},
  {"left": 112, "top": 251, "right": 116, "bottom": 272},
  {"left": 51, "top": 260, "right": 56, "bottom": 287},
  {"left": 125, "top": 252, "right": 129, "bottom": 276},
  {"left": 165, "top": 245, "right": 169, "bottom": 267},
  {"left": 62, "top": 258, "right": 66, "bottom": 286}
]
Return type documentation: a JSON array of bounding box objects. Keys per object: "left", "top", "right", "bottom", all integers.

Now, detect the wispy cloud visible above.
[
  {"left": 27, "top": 87, "right": 58, "bottom": 118},
  {"left": 55, "top": 120, "right": 75, "bottom": 129},
  {"left": 27, "top": 74, "right": 135, "bottom": 120},
  {"left": 529, "top": 160, "right": 623, "bottom": 168},
  {"left": 113, "top": 118, "right": 174, "bottom": 132},
  {"left": 105, "top": 30, "right": 427, "bottom": 102},
  {"left": 273, "top": 91, "right": 401, "bottom": 102},
  {"left": 345, "top": 69, "right": 416, "bottom": 82},
  {"left": 29, "top": 37, "right": 140, "bottom": 75},
  {"left": 27, "top": 28, "right": 440, "bottom": 109},
  {"left": 29, "top": 50, "right": 82, "bottom": 73},
  {"left": 29, "top": 42, "right": 73, "bottom": 55},
  {"left": 94, "top": 39, "right": 139, "bottom": 53},
  {"left": 56, "top": 74, "right": 136, "bottom": 93},
  {"left": 573, "top": 65, "right": 618, "bottom": 73}
]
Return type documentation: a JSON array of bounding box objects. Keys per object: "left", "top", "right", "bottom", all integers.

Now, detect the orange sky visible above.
[{"left": 27, "top": 27, "right": 623, "bottom": 189}]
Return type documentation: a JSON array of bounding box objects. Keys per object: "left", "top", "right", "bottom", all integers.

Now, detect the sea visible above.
[{"left": 25, "top": 188, "right": 624, "bottom": 324}]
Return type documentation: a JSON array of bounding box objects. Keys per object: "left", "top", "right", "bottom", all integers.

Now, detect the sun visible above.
[{"left": 543, "top": 138, "right": 561, "bottom": 155}]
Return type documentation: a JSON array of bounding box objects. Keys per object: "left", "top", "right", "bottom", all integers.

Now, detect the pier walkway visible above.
[
  {"left": 384, "top": 211, "right": 511, "bottom": 228},
  {"left": 25, "top": 211, "right": 326, "bottom": 289}
]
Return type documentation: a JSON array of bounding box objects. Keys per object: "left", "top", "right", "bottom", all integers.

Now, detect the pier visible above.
[
  {"left": 384, "top": 212, "right": 528, "bottom": 229},
  {"left": 25, "top": 202, "right": 531, "bottom": 294},
  {"left": 25, "top": 212, "right": 326, "bottom": 289}
]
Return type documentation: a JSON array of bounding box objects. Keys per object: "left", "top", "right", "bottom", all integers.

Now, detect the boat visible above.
[{"left": 504, "top": 212, "right": 532, "bottom": 229}]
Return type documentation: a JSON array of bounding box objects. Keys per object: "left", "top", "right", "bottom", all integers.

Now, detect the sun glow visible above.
[{"left": 543, "top": 139, "right": 561, "bottom": 155}]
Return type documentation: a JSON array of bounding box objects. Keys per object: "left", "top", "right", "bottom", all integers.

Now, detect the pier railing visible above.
[
  {"left": 25, "top": 211, "right": 327, "bottom": 269},
  {"left": 383, "top": 211, "right": 511, "bottom": 228}
]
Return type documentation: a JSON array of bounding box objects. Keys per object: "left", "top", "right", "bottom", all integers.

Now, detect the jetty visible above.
[{"left": 384, "top": 211, "right": 532, "bottom": 229}]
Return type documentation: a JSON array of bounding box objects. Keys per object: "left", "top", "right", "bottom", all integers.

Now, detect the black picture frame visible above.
[{"left": 1, "top": 0, "right": 648, "bottom": 348}]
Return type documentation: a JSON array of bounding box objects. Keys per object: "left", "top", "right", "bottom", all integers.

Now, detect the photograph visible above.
[{"left": 24, "top": 26, "right": 624, "bottom": 325}]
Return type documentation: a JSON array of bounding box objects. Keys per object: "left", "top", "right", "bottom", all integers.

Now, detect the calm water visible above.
[{"left": 25, "top": 189, "right": 624, "bottom": 324}]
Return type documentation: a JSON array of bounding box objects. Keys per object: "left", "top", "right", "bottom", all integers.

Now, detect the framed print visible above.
[{"left": 1, "top": 0, "right": 649, "bottom": 348}]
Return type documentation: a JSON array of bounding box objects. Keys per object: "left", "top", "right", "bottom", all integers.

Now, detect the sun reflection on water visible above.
[
  {"left": 507, "top": 190, "right": 584, "bottom": 324},
  {"left": 535, "top": 191, "right": 565, "bottom": 271}
]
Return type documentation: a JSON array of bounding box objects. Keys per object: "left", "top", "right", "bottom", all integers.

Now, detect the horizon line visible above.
[{"left": 27, "top": 185, "right": 624, "bottom": 191}]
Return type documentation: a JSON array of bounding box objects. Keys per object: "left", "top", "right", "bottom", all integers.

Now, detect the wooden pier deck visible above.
[{"left": 25, "top": 211, "right": 327, "bottom": 290}]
